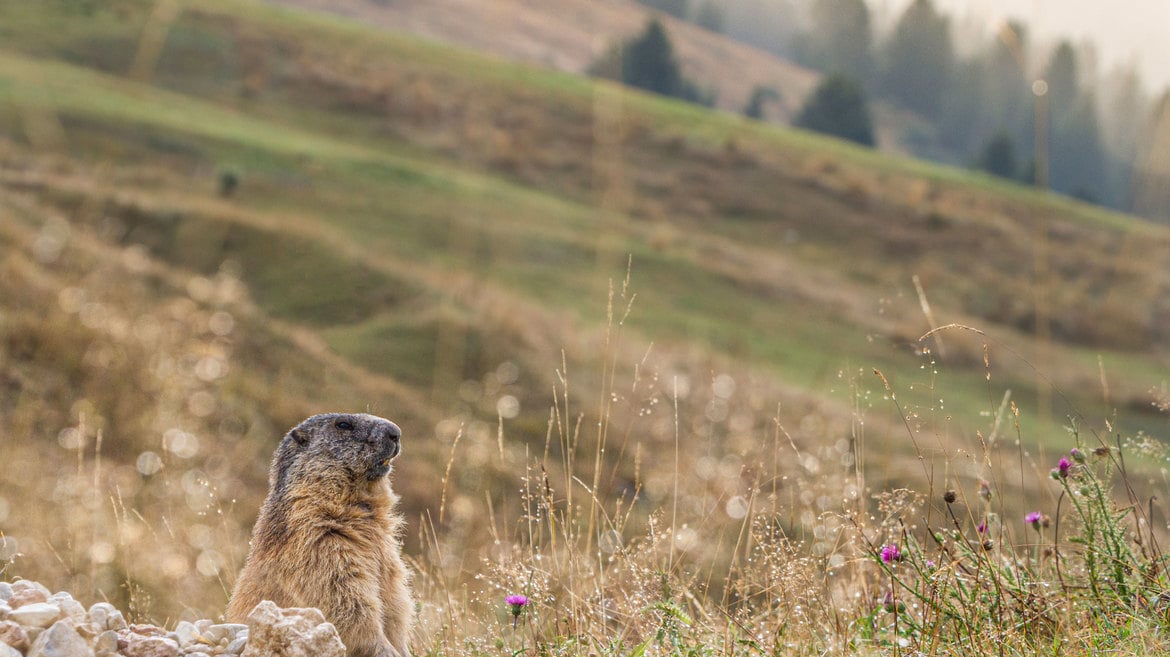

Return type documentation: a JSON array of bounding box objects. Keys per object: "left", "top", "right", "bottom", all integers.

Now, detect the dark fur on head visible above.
[{"left": 273, "top": 413, "right": 402, "bottom": 492}]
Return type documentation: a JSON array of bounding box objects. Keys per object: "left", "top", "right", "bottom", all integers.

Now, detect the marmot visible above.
[{"left": 227, "top": 413, "right": 413, "bottom": 657}]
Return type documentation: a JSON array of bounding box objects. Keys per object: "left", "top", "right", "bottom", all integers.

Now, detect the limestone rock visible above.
[
  {"left": 117, "top": 625, "right": 179, "bottom": 657},
  {"left": 171, "top": 620, "right": 199, "bottom": 646},
  {"left": 94, "top": 630, "right": 119, "bottom": 657},
  {"left": 223, "top": 635, "right": 247, "bottom": 655},
  {"left": 9, "top": 602, "right": 62, "bottom": 628},
  {"left": 9, "top": 587, "right": 49, "bottom": 609},
  {"left": 26, "top": 619, "right": 88, "bottom": 657},
  {"left": 201, "top": 623, "right": 246, "bottom": 647},
  {"left": 88, "top": 603, "right": 127, "bottom": 632},
  {"left": 11, "top": 580, "right": 50, "bottom": 597},
  {"left": 0, "top": 619, "right": 29, "bottom": 651},
  {"left": 240, "top": 600, "right": 345, "bottom": 657},
  {"left": 48, "top": 593, "right": 86, "bottom": 622},
  {"left": 128, "top": 637, "right": 180, "bottom": 657}
]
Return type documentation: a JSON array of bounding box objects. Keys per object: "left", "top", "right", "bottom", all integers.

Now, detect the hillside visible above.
[
  {"left": 270, "top": 0, "right": 820, "bottom": 121},
  {"left": 265, "top": 0, "right": 946, "bottom": 153},
  {"left": 1, "top": 0, "right": 1169, "bottom": 635}
]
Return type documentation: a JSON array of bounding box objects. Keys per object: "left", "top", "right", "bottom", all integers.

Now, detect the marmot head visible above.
[{"left": 273, "top": 413, "right": 403, "bottom": 491}]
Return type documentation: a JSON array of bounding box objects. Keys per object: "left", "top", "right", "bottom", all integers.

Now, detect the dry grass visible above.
[
  {"left": 403, "top": 302, "right": 1170, "bottom": 656},
  {"left": 6, "top": 190, "right": 1170, "bottom": 654},
  {"left": 3, "top": 3, "right": 1170, "bottom": 654}
]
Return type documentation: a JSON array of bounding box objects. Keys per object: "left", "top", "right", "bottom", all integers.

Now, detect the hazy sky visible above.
[{"left": 879, "top": 0, "right": 1170, "bottom": 93}]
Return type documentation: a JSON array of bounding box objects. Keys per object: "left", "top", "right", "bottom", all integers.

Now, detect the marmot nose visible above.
[{"left": 383, "top": 422, "right": 401, "bottom": 443}]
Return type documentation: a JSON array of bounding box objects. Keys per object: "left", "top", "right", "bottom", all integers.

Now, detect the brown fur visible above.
[{"left": 227, "top": 413, "right": 413, "bottom": 657}]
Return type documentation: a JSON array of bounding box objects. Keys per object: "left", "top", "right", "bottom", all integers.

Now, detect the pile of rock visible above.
[{"left": 0, "top": 580, "right": 344, "bottom": 657}]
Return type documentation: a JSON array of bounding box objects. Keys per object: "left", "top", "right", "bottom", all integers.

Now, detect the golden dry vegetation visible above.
[{"left": 1, "top": 1, "right": 1170, "bottom": 654}]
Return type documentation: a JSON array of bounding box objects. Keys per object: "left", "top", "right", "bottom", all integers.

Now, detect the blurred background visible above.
[{"left": 1, "top": 0, "right": 1169, "bottom": 627}]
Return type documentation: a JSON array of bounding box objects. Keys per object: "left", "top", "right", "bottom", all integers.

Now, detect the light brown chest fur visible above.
[{"left": 228, "top": 477, "right": 413, "bottom": 657}]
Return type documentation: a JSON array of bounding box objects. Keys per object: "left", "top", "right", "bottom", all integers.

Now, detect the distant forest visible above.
[{"left": 628, "top": 0, "right": 1170, "bottom": 220}]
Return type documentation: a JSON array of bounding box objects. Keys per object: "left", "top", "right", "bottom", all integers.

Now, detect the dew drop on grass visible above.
[
  {"left": 136, "top": 451, "right": 163, "bottom": 476},
  {"left": 725, "top": 496, "right": 749, "bottom": 519},
  {"left": 58, "top": 287, "right": 85, "bottom": 313},
  {"left": 496, "top": 361, "right": 520, "bottom": 385},
  {"left": 0, "top": 535, "right": 19, "bottom": 561},
  {"left": 712, "top": 374, "right": 736, "bottom": 399},
  {"left": 58, "top": 427, "right": 83, "bottom": 450},
  {"left": 187, "top": 391, "right": 216, "bottom": 417},
  {"left": 196, "top": 549, "right": 224, "bottom": 576},
  {"left": 208, "top": 311, "right": 235, "bottom": 336},
  {"left": 89, "top": 541, "right": 116, "bottom": 564},
  {"left": 496, "top": 395, "right": 520, "bottom": 419},
  {"left": 164, "top": 428, "right": 200, "bottom": 458},
  {"left": 195, "top": 357, "right": 227, "bottom": 382}
]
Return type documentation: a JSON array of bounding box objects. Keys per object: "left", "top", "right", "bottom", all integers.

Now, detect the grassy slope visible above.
[{"left": 1, "top": 0, "right": 1169, "bottom": 634}]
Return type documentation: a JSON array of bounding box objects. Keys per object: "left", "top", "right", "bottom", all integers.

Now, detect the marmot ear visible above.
[{"left": 289, "top": 428, "right": 309, "bottom": 445}]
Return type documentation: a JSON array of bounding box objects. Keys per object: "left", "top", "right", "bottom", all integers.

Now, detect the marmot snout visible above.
[{"left": 228, "top": 412, "right": 414, "bottom": 657}]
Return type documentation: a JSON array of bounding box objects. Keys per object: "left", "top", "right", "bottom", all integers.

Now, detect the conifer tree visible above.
[
  {"left": 794, "top": 74, "right": 875, "bottom": 146},
  {"left": 621, "top": 18, "right": 683, "bottom": 98},
  {"left": 976, "top": 132, "right": 1018, "bottom": 179},
  {"left": 882, "top": 0, "right": 954, "bottom": 119}
]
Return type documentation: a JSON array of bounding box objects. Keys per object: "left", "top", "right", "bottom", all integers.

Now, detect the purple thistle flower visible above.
[
  {"left": 880, "top": 543, "right": 902, "bottom": 564},
  {"left": 1051, "top": 456, "right": 1072, "bottom": 479},
  {"left": 976, "top": 520, "right": 987, "bottom": 535},
  {"left": 1025, "top": 511, "right": 1043, "bottom": 529},
  {"left": 506, "top": 594, "right": 528, "bottom": 628},
  {"left": 1070, "top": 447, "right": 1085, "bottom": 464}
]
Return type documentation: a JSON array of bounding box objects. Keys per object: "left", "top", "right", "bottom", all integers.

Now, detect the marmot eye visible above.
[{"left": 335, "top": 420, "right": 354, "bottom": 430}]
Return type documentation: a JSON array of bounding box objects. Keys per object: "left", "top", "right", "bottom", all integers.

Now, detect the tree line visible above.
[{"left": 609, "top": 0, "right": 1169, "bottom": 218}]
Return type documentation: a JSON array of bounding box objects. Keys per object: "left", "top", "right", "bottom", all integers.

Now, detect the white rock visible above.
[
  {"left": 172, "top": 620, "right": 199, "bottom": 646},
  {"left": 26, "top": 619, "right": 88, "bottom": 657},
  {"left": 119, "top": 634, "right": 179, "bottom": 657},
  {"left": 11, "top": 580, "right": 50, "bottom": 597},
  {"left": 87, "top": 603, "right": 109, "bottom": 630},
  {"left": 0, "top": 582, "right": 12, "bottom": 602},
  {"left": 202, "top": 623, "right": 246, "bottom": 646},
  {"left": 239, "top": 601, "right": 344, "bottom": 657},
  {"left": 0, "top": 619, "right": 28, "bottom": 649},
  {"left": 48, "top": 595, "right": 85, "bottom": 622},
  {"left": 9, "top": 602, "right": 62, "bottom": 628},
  {"left": 94, "top": 630, "right": 119, "bottom": 657},
  {"left": 224, "top": 636, "right": 247, "bottom": 655},
  {"left": 0, "top": 643, "right": 21, "bottom": 657},
  {"left": 87, "top": 603, "right": 125, "bottom": 631}
]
